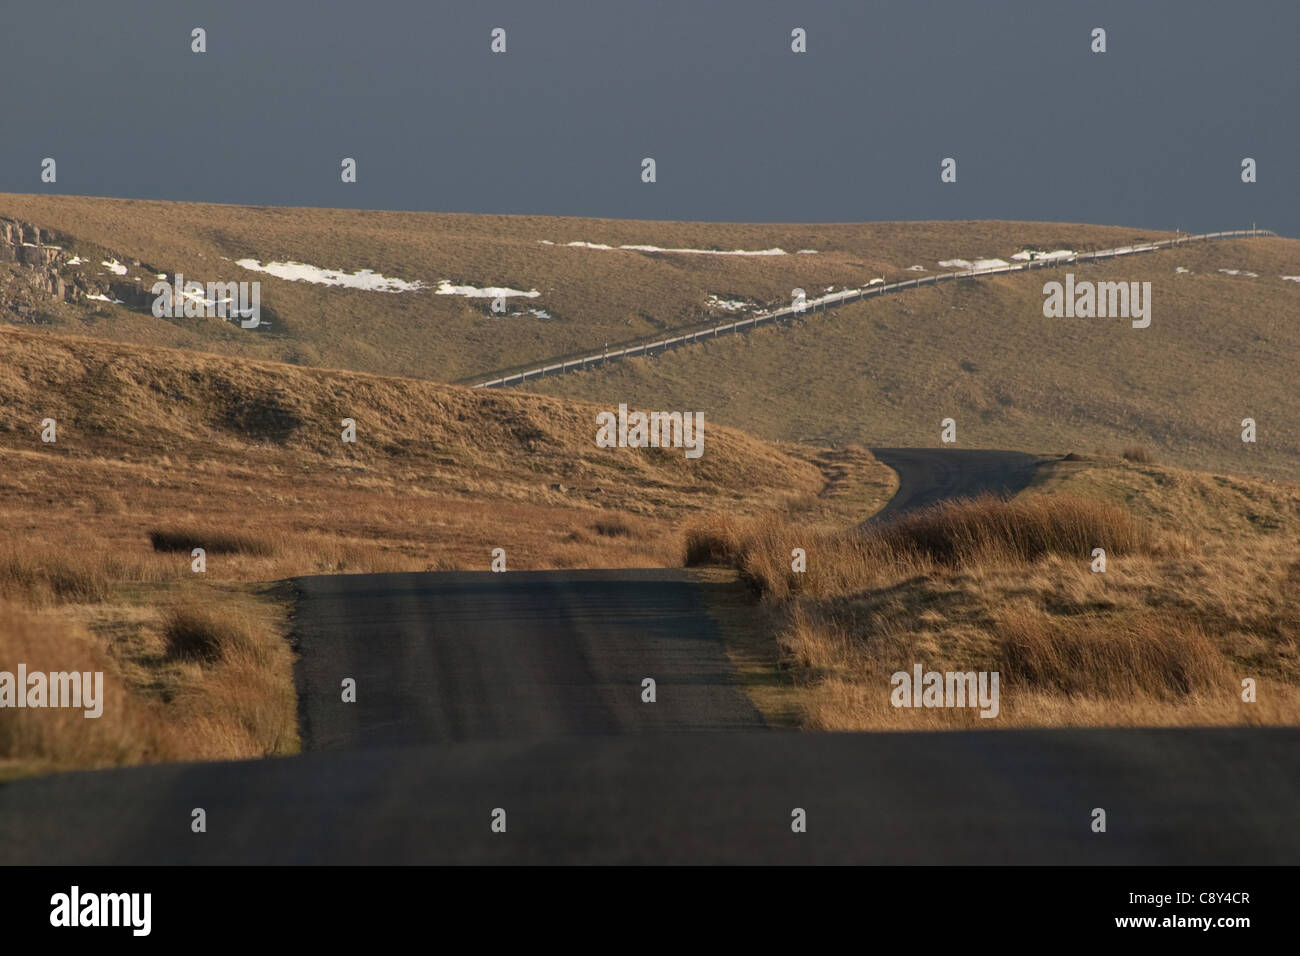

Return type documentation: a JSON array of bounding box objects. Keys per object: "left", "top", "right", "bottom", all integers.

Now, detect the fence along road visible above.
[{"left": 468, "top": 228, "right": 1276, "bottom": 390}]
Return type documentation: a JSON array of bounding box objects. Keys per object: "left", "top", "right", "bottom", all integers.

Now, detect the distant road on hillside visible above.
[
  {"left": 866, "top": 448, "right": 1044, "bottom": 524},
  {"left": 466, "top": 228, "right": 1275, "bottom": 389}
]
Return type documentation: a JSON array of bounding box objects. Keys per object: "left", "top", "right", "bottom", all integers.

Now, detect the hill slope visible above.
[
  {"left": 523, "top": 237, "right": 1300, "bottom": 479},
  {"left": 3, "top": 194, "right": 1295, "bottom": 479},
  {"left": 1, "top": 325, "right": 890, "bottom": 777}
]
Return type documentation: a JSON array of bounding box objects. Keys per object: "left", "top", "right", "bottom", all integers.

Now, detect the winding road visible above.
[{"left": 867, "top": 448, "right": 1043, "bottom": 524}]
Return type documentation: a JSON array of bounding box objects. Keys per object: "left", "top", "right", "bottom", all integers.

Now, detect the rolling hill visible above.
[{"left": 3, "top": 193, "right": 1295, "bottom": 481}]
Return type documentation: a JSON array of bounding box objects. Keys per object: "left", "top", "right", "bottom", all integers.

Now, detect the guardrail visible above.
[{"left": 467, "top": 227, "right": 1276, "bottom": 389}]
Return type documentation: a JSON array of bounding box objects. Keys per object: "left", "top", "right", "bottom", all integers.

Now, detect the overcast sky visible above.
[{"left": 1, "top": 0, "right": 1294, "bottom": 235}]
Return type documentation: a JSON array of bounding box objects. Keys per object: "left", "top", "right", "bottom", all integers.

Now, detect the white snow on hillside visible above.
[
  {"left": 1218, "top": 269, "right": 1258, "bottom": 277},
  {"left": 707, "top": 294, "right": 750, "bottom": 311},
  {"left": 938, "top": 258, "right": 1010, "bottom": 272},
  {"left": 1282, "top": 276, "right": 1300, "bottom": 282},
  {"left": 436, "top": 280, "right": 540, "bottom": 299},
  {"left": 85, "top": 293, "right": 124, "bottom": 304},
  {"left": 236, "top": 259, "right": 426, "bottom": 292},
  {"left": 907, "top": 265, "right": 927, "bottom": 271},
  {"left": 101, "top": 259, "right": 128, "bottom": 275},
  {"left": 547, "top": 240, "right": 802, "bottom": 256},
  {"left": 1176, "top": 267, "right": 1191, "bottom": 273},
  {"left": 1012, "top": 249, "right": 1075, "bottom": 261}
]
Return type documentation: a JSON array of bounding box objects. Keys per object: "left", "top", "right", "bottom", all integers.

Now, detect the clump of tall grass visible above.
[
  {"left": 148, "top": 527, "right": 277, "bottom": 556},
  {"left": 685, "top": 493, "right": 1162, "bottom": 600}
]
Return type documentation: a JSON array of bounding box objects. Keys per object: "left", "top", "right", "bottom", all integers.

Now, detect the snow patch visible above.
[
  {"left": 907, "top": 264, "right": 927, "bottom": 271},
  {"left": 236, "top": 259, "right": 426, "bottom": 292},
  {"left": 436, "top": 280, "right": 539, "bottom": 299},
  {"left": 554, "top": 240, "right": 798, "bottom": 256},
  {"left": 1218, "top": 269, "right": 1258, "bottom": 278},
  {"left": 85, "top": 293, "right": 124, "bottom": 304},
  {"left": 707, "top": 294, "right": 750, "bottom": 311},
  {"left": 1011, "top": 249, "right": 1075, "bottom": 262},
  {"left": 101, "top": 259, "right": 128, "bottom": 275},
  {"left": 1175, "top": 267, "right": 1191, "bottom": 274},
  {"left": 938, "top": 257, "right": 1010, "bottom": 272},
  {"left": 1281, "top": 276, "right": 1300, "bottom": 282}
]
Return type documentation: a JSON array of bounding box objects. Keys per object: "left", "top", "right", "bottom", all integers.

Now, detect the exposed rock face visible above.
[
  {"left": 1, "top": 216, "right": 142, "bottom": 311},
  {"left": 1, "top": 218, "right": 75, "bottom": 318},
  {"left": 1, "top": 217, "right": 250, "bottom": 325}
]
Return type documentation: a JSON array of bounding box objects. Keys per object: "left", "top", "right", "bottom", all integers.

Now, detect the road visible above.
[
  {"left": 294, "top": 569, "right": 763, "bottom": 750},
  {"left": 866, "top": 448, "right": 1043, "bottom": 523},
  {"left": 2, "top": 728, "right": 1296, "bottom": 864}
]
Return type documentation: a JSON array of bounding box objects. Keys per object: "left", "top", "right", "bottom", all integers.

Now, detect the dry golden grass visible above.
[
  {"left": 690, "top": 465, "right": 1300, "bottom": 730},
  {"left": 525, "top": 237, "right": 1300, "bottom": 481},
  {"left": 5, "top": 194, "right": 1294, "bottom": 480},
  {"left": 0, "top": 324, "right": 880, "bottom": 776},
  {"left": 1122, "top": 445, "right": 1156, "bottom": 464},
  {"left": 0, "top": 585, "right": 297, "bottom": 780},
  {"left": 1, "top": 193, "right": 1195, "bottom": 382}
]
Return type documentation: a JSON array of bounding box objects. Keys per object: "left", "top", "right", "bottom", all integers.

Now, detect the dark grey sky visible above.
[{"left": 2, "top": 0, "right": 1294, "bottom": 235}]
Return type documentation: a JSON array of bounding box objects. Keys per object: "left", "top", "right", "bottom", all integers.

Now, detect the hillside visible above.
[
  {"left": 0, "top": 325, "right": 860, "bottom": 573},
  {"left": 0, "top": 325, "right": 893, "bottom": 777},
  {"left": 2, "top": 194, "right": 1295, "bottom": 482},
  {"left": 524, "top": 236, "right": 1300, "bottom": 480},
  {"left": 0, "top": 193, "right": 1197, "bottom": 377}
]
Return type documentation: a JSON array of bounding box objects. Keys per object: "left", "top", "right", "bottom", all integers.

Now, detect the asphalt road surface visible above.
[
  {"left": 2, "top": 729, "right": 1297, "bottom": 864},
  {"left": 867, "top": 448, "right": 1043, "bottom": 524},
  {"left": 294, "top": 569, "right": 763, "bottom": 750}
]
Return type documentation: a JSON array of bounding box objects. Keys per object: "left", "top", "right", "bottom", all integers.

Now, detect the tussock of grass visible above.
[
  {"left": 873, "top": 493, "right": 1158, "bottom": 565},
  {"left": 163, "top": 605, "right": 262, "bottom": 664},
  {"left": 687, "top": 493, "right": 1162, "bottom": 600},
  {"left": 1122, "top": 445, "right": 1157, "bottom": 464},
  {"left": 149, "top": 527, "right": 277, "bottom": 557},
  {"left": 998, "top": 609, "right": 1226, "bottom": 699},
  {"left": 684, "top": 516, "right": 744, "bottom": 567}
]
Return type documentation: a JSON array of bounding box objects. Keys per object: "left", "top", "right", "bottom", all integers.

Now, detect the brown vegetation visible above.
[
  {"left": 688, "top": 464, "right": 1300, "bottom": 730},
  {"left": 5, "top": 195, "right": 1296, "bottom": 479},
  {"left": 0, "top": 325, "right": 882, "bottom": 776}
]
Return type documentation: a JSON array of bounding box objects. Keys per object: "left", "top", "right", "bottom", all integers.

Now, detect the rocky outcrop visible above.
[
  {"left": 1, "top": 219, "right": 63, "bottom": 265},
  {"left": 1, "top": 216, "right": 142, "bottom": 311}
]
